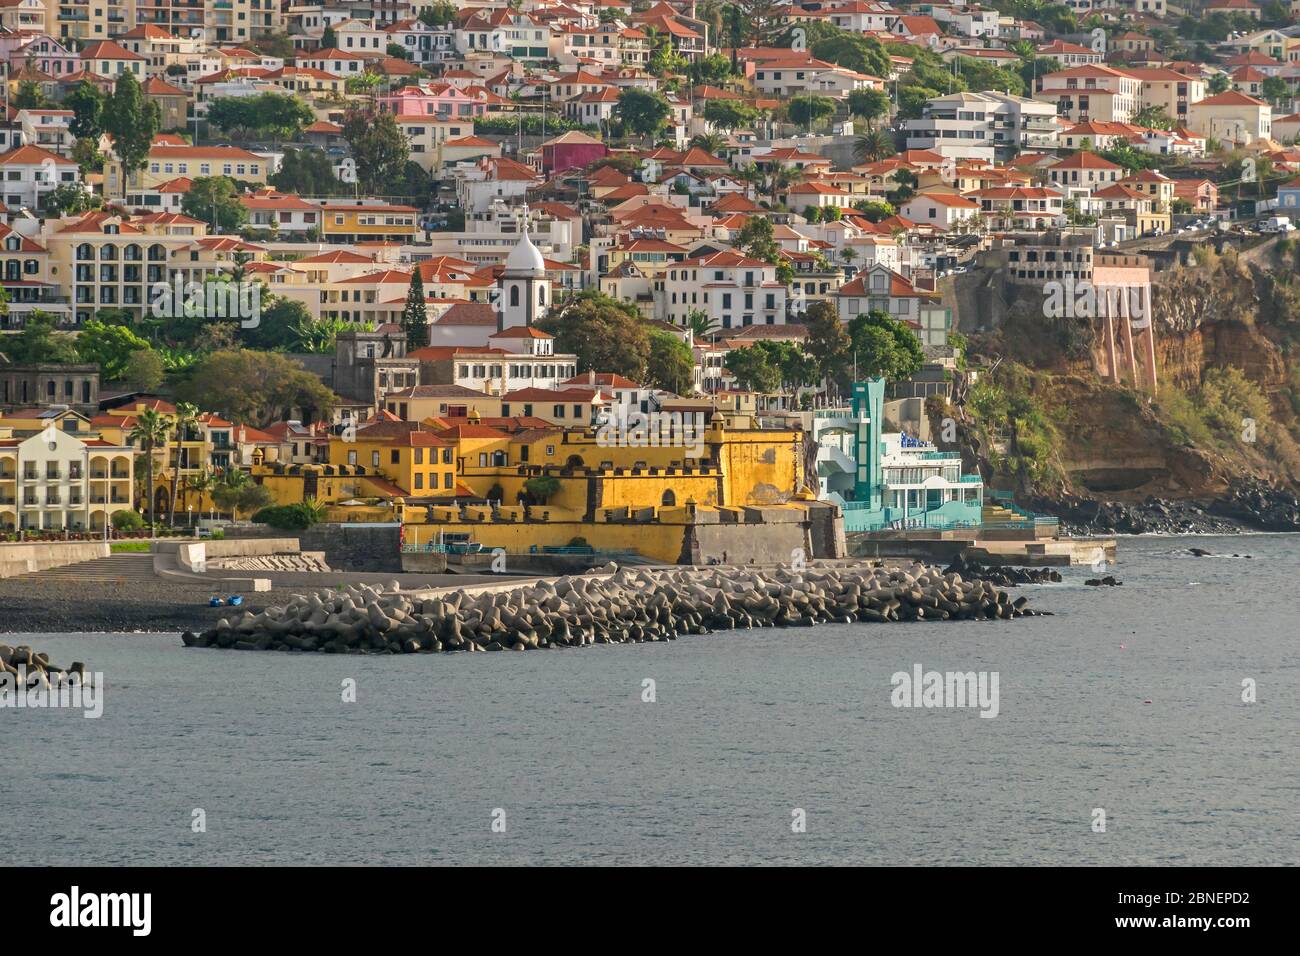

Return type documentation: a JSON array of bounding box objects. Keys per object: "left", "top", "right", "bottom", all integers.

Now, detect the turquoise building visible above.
[{"left": 814, "top": 379, "right": 985, "bottom": 533}]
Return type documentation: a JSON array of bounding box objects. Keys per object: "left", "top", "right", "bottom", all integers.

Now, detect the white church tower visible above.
[{"left": 499, "top": 205, "right": 548, "bottom": 332}]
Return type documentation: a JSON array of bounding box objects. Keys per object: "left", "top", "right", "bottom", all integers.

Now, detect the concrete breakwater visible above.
[
  {"left": 181, "top": 561, "right": 1045, "bottom": 654},
  {"left": 0, "top": 643, "right": 88, "bottom": 688}
]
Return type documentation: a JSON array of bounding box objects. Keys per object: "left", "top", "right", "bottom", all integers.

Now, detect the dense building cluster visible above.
[{"left": 1, "top": 0, "right": 1296, "bottom": 542}]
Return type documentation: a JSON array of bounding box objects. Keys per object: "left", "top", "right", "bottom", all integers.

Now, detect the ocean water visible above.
[{"left": 5, "top": 534, "right": 1297, "bottom": 866}]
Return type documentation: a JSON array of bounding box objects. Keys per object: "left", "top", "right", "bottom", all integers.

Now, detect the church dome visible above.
[{"left": 504, "top": 225, "right": 545, "bottom": 277}]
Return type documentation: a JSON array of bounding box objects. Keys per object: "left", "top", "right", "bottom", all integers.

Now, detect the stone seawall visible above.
[
  {"left": 229, "top": 524, "right": 402, "bottom": 572},
  {"left": 0, "top": 541, "right": 110, "bottom": 579}
]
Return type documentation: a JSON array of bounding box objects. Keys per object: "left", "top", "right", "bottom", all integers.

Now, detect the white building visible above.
[
  {"left": 662, "top": 250, "right": 788, "bottom": 330},
  {"left": 0, "top": 144, "right": 80, "bottom": 211},
  {"left": 903, "top": 91, "right": 1058, "bottom": 162}
]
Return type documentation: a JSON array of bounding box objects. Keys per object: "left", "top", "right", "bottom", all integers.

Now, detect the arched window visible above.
[
  {"left": 509, "top": 284, "right": 519, "bottom": 307},
  {"left": 538, "top": 285, "right": 546, "bottom": 305},
  {"left": 661, "top": 490, "right": 676, "bottom": 507}
]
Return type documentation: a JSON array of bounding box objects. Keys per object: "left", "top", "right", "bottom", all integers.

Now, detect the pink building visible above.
[
  {"left": 3, "top": 33, "right": 78, "bottom": 79},
  {"left": 540, "top": 130, "right": 607, "bottom": 175},
  {"left": 375, "top": 83, "right": 485, "bottom": 120}
]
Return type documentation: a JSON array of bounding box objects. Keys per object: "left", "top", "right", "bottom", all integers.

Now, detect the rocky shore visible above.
[
  {"left": 943, "top": 554, "right": 1062, "bottom": 587},
  {"left": 1031, "top": 478, "right": 1300, "bottom": 536},
  {"left": 182, "top": 561, "right": 1045, "bottom": 654}
]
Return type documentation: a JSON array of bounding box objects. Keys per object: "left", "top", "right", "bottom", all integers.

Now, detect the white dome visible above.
[{"left": 504, "top": 227, "right": 545, "bottom": 277}]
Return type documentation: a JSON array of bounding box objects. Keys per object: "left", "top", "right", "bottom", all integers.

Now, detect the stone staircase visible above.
[
  {"left": 24, "top": 553, "right": 157, "bottom": 584},
  {"left": 981, "top": 501, "right": 1022, "bottom": 524}
]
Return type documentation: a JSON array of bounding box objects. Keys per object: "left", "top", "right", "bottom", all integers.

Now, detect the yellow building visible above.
[
  {"left": 419, "top": 418, "right": 803, "bottom": 517},
  {"left": 327, "top": 421, "right": 458, "bottom": 498},
  {"left": 95, "top": 399, "right": 209, "bottom": 517},
  {"left": 320, "top": 203, "right": 420, "bottom": 244},
  {"left": 105, "top": 144, "right": 271, "bottom": 200}
]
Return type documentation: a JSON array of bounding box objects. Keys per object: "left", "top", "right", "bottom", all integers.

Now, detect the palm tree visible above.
[
  {"left": 168, "top": 402, "right": 200, "bottom": 527},
  {"left": 854, "top": 129, "right": 896, "bottom": 163},
  {"left": 212, "top": 468, "right": 250, "bottom": 521},
  {"left": 128, "top": 408, "right": 173, "bottom": 532},
  {"left": 185, "top": 468, "right": 217, "bottom": 525},
  {"left": 736, "top": 161, "right": 763, "bottom": 200},
  {"left": 767, "top": 164, "right": 799, "bottom": 206},
  {"left": 689, "top": 132, "right": 727, "bottom": 156},
  {"left": 685, "top": 308, "right": 720, "bottom": 339}
]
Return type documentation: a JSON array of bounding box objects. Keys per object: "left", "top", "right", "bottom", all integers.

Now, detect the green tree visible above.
[
  {"left": 321, "top": 25, "right": 338, "bottom": 49},
  {"left": 66, "top": 79, "right": 106, "bottom": 139},
  {"left": 809, "top": 29, "right": 892, "bottom": 80},
  {"left": 103, "top": 71, "right": 160, "bottom": 181},
  {"left": 342, "top": 108, "right": 409, "bottom": 195},
  {"left": 271, "top": 147, "right": 349, "bottom": 196},
  {"left": 846, "top": 87, "right": 890, "bottom": 129},
  {"left": 177, "top": 350, "right": 337, "bottom": 425},
  {"left": 42, "top": 182, "right": 99, "bottom": 217},
  {"left": 76, "top": 320, "right": 154, "bottom": 380},
  {"left": 5, "top": 311, "right": 80, "bottom": 364},
  {"left": 684, "top": 308, "right": 720, "bottom": 339},
  {"left": 72, "top": 137, "right": 102, "bottom": 174},
  {"left": 788, "top": 95, "right": 836, "bottom": 132},
  {"left": 402, "top": 269, "right": 429, "bottom": 350},
  {"left": 1261, "top": 76, "right": 1288, "bottom": 103},
  {"left": 13, "top": 80, "right": 46, "bottom": 110},
  {"left": 701, "top": 98, "right": 758, "bottom": 132},
  {"left": 854, "top": 128, "right": 896, "bottom": 163},
  {"left": 535, "top": 290, "right": 651, "bottom": 380},
  {"left": 181, "top": 176, "right": 248, "bottom": 233},
  {"left": 212, "top": 468, "right": 274, "bottom": 520},
  {"left": 689, "top": 52, "right": 734, "bottom": 86},
  {"left": 614, "top": 88, "right": 673, "bottom": 141},
  {"left": 1131, "top": 105, "right": 1174, "bottom": 130},
  {"left": 245, "top": 296, "right": 313, "bottom": 351},
  {"left": 418, "top": 1, "right": 456, "bottom": 25},
  {"left": 523, "top": 474, "right": 561, "bottom": 504},
  {"left": 847, "top": 309, "right": 924, "bottom": 383},
  {"left": 167, "top": 401, "right": 200, "bottom": 527},
  {"left": 122, "top": 348, "right": 165, "bottom": 391},
  {"left": 801, "top": 300, "right": 851, "bottom": 384},
  {"left": 129, "top": 408, "right": 173, "bottom": 529},
  {"left": 645, "top": 330, "right": 694, "bottom": 395},
  {"left": 734, "top": 215, "right": 781, "bottom": 264},
  {"left": 723, "top": 345, "right": 781, "bottom": 393}
]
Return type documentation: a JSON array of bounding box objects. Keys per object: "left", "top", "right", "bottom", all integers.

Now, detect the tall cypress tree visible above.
[
  {"left": 104, "top": 72, "right": 159, "bottom": 183},
  {"left": 402, "top": 269, "right": 428, "bottom": 350}
]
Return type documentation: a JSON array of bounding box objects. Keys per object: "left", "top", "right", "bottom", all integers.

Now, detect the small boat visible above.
[{"left": 208, "top": 597, "right": 225, "bottom": 607}]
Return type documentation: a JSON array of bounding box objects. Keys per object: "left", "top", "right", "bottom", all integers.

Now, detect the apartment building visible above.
[
  {"left": 662, "top": 251, "right": 788, "bottom": 330},
  {"left": 903, "top": 91, "right": 1059, "bottom": 162},
  {"left": 0, "top": 424, "right": 133, "bottom": 532}
]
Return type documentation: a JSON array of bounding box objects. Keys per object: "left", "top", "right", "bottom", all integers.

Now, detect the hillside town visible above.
[{"left": 2, "top": 0, "right": 1299, "bottom": 563}]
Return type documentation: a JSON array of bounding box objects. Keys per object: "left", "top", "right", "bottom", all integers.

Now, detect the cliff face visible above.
[{"left": 962, "top": 248, "right": 1300, "bottom": 502}]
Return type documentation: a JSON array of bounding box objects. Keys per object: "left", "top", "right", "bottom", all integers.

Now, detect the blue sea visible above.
[{"left": 5, "top": 534, "right": 1297, "bottom": 865}]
